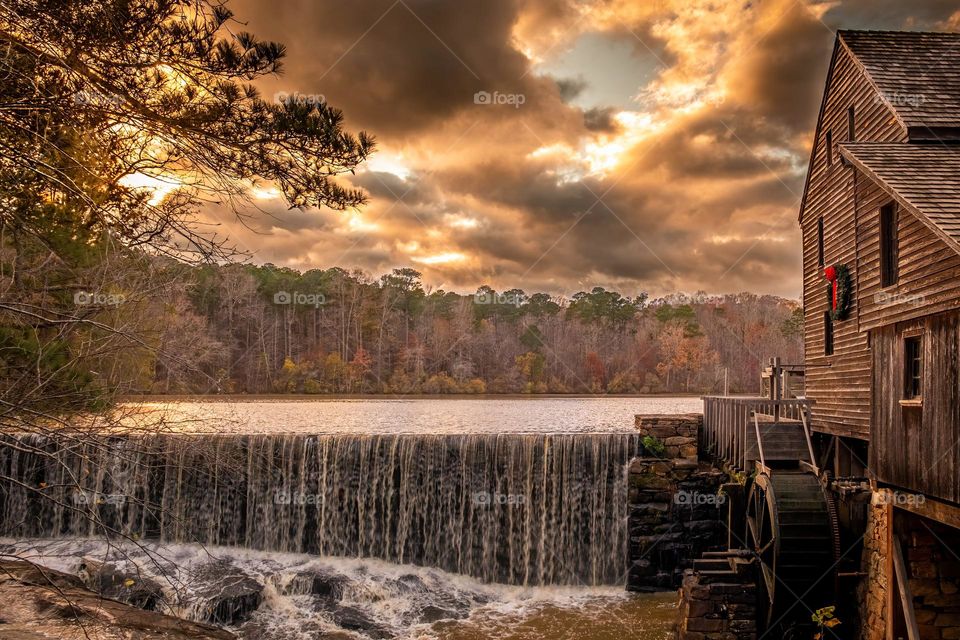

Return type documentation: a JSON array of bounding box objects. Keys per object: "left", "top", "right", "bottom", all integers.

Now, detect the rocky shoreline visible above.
[{"left": 0, "top": 559, "right": 233, "bottom": 640}]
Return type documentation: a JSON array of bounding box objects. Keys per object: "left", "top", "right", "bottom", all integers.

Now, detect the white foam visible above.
[{"left": 1, "top": 537, "right": 655, "bottom": 639}]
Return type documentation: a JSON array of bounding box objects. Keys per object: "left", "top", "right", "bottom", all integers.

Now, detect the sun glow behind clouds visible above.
[
  {"left": 411, "top": 252, "right": 467, "bottom": 265},
  {"left": 364, "top": 151, "right": 412, "bottom": 181},
  {"left": 118, "top": 172, "right": 179, "bottom": 206},
  {"left": 528, "top": 110, "right": 662, "bottom": 181},
  {"left": 346, "top": 213, "right": 379, "bottom": 233}
]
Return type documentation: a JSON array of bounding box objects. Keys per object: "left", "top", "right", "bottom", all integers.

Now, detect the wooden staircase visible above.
[{"left": 692, "top": 550, "right": 754, "bottom": 582}]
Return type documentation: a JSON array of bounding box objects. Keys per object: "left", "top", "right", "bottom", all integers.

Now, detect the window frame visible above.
[
  {"left": 880, "top": 202, "right": 899, "bottom": 288},
  {"left": 903, "top": 334, "right": 922, "bottom": 400},
  {"left": 823, "top": 311, "right": 834, "bottom": 356},
  {"left": 817, "top": 217, "right": 825, "bottom": 267},
  {"left": 847, "top": 106, "right": 856, "bottom": 142}
]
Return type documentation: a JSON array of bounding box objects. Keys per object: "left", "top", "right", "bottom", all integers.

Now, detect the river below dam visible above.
[{"left": 0, "top": 397, "right": 701, "bottom": 639}]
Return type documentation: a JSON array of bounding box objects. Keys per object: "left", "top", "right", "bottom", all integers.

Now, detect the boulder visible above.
[
  {"left": 78, "top": 558, "right": 164, "bottom": 611},
  {"left": 285, "top": 569, "right": 347, "bottom": 602},
  {"left": 0, "top": 559, "right": 234, "bottom": 639},
  {"left": 417, "top": 604, "right": 465, "bottom": 624},
  {"left": 330, "top": 605, "right": 393, "bottom": 639},
  {"left": 191, "top": 561, "right": 264, "bottom": 626}
]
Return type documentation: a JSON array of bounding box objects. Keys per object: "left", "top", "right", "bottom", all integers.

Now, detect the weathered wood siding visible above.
[
  {"left": 855, "top": 177, "right": 960, "bottom": 331},
  {"left": 871, "top": 311, "right": 960, "bottom": 504},
  {"left": 800, "top": 42, "right": 906, "bottom": 439}
]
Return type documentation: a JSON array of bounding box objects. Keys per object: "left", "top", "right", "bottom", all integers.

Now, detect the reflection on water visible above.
[
  {"left": 122, "top": 396, "right": 703, "bottom": 435},
  {"left": 429, "top": 594, "right": 677, "bottom": 640}
]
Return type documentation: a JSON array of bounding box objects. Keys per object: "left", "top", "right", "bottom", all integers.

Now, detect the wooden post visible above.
[
  {"left": 886, "top": 500, "right": 894, "bottom": 640},
  {"left": 772, "top": 356, "right": 781, "bottom": 422},
  {"left": 892, "top": 531, "right": 920, "bottom": 640}
]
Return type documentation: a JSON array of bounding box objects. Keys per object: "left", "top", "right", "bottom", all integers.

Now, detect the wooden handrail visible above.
[
  {"left": 752, "top": 411, "right": 766, "bottom": 469},
  {"left": 701, "top": 396, "right": 813, "bottom": 470},
  {"left": 799, "top": 405, "right": 819, "bottom": 475}
]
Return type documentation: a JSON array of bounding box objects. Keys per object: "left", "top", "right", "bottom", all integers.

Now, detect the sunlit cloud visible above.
[
  {"left": 221, "top": 0, "right": 956, "bottom": 298},
  {"left": 346, "top": 213, "right": 380, "bottom": 233},
  {"left": 250, "top": 185, "right": 282, "bottom": 200},
  {"left": 411, "top": 252, "right": 467, "bottom": 265},
  {"left": 118, "top": 172, "right": 179, "bottom": 206},
  {"left": 363, "top": 150, "right": 412, "bottom": 181},
  {"left": 445, "top": 214, "right": 479, "bottom": 229}
]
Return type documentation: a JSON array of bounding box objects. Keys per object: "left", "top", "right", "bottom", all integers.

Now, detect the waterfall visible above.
[{"left": 0, "top": 433, "right": 639, "bottom": 586}]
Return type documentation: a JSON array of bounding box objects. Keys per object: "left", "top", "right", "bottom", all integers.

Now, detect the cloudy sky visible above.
[{"left": 210, "top": 0, "right": 959, "bottom": 299}]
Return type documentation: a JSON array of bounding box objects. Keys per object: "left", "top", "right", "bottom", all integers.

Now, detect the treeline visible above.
[{"left": 143, "top": 264, "right": 803, "bottom": 395}]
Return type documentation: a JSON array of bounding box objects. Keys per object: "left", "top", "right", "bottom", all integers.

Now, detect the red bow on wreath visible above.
[{"left": 824, "top": 265, "right": 838, "bottom": 311}]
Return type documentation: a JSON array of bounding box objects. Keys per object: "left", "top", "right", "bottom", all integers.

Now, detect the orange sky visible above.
[{"left": 192, "top": 0, "right": 960, "bottom": 298}]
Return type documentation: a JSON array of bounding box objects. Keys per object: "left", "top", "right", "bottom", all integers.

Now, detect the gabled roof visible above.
[
  {"left": 840, "top": 142, "right": 960, "bottom": 256},
  {"left": 840, "top": 31, "right": 960, "bottom": 130},
  {"left": 798, "top": 30, "right": 960, "bottom": 223}
]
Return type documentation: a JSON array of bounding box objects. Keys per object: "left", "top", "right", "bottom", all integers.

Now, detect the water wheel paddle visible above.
[{"left": 745, "top": 470, "right": 836, "bottom": 631}]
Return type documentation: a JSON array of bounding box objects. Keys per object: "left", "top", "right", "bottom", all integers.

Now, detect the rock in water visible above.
[
  {"left": 79, "top": 557, "right": 165, "bottom": 611},
  {"left": 0, "top": 559, "right": 234, "bottom": 639},
  {"left": 192, "top": 561, "right": 265, "bottom": 625},
  {"left": 330, "top": 605, "right": 394, "bottom": 639}
]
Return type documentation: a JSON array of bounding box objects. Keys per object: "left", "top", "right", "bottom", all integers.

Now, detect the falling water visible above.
[{"left": 0, "top": 432, "right": 639, "bottom": 586}]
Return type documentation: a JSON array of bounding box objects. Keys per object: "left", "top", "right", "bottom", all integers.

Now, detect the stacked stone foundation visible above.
[
  {"left": 677, "top": 563, "right": 757, "bottom": 640},
  {"left": 627, "top": 414, "right": 729, "bottom": 590}
]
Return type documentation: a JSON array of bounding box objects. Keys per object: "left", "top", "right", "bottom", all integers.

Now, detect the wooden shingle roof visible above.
[
  {"left": 840, "top": 31, "right": 960, "bottom": 130},
  {"left": 840, "top": 142, "right": 960, "bottom": 256}
]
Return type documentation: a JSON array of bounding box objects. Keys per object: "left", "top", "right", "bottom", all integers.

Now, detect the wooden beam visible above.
[
  {"left": 892, "top": 534, "right": 921, "bottom": 640},
  {"left": 890, "top": 489, "right": 960, "bottom": 530}
]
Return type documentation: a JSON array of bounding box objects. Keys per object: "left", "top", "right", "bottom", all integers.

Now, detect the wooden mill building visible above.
[
  {"left": 799, "top": 30, "right": 960, "bottom": 640},
  {"left": 699, "top": 29, "right": 960, "bottom": 640}
]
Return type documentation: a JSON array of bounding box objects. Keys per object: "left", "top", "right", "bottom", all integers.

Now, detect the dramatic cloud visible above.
[{"left": 212, "top": 0, "right": 957, "bottom": 298}]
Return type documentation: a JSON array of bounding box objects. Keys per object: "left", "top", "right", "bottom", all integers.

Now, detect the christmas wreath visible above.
[{"left": 824, "top": 263, "right": 852, "bottom": 321}]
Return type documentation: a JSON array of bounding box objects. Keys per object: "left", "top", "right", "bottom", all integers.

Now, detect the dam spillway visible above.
[{"left": 0, "top": 432, "right": 641, "bottom": 586}]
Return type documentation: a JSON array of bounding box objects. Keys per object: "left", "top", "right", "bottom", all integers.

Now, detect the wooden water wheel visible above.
[{"left": 745, "top": 470, "right": 836, "bottom": 631}]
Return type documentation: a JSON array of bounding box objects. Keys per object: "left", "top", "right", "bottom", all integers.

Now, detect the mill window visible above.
[
  {"left": 817, "top": 217, "right": 825, "bottom": 267},
  {"left": 904, "top": 335, "right": 922, "bottom": 399},
  {"left": 880, "top": 203, "right": 898, "bottom": 287},
  {"left": 824, "top": 312, "right": 834, "bottom": 356}
]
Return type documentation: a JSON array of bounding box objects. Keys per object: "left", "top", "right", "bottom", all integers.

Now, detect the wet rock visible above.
[
  {"left": 330, "top": 605, "right": 393, "bottom": 639},
  {"left": 286, "top": 570, "right": 347, "bottom": 601},
  {"left": 0, "top": 559, "right": 234, "bottom": 639},
  {"left": 417, "top": 605, "right": 462, "bottom": 623},
  {"left": 192, "top": 561, "right": 264, "bottom": 626},
  {"left": 396, "top": 573, "right": 426, "bottom": 592},
  {"left": 78, "top": 558, "right": 164, "bottom": 611}
]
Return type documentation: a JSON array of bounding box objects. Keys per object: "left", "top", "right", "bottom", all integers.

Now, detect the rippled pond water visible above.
[{"left": 122, "top": 396, "right": 703, "bottom": 434}]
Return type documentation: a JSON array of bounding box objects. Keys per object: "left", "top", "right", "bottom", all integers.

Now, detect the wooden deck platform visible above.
[{"left": 702, "top": 396, "right": 816, "bottom": 471}]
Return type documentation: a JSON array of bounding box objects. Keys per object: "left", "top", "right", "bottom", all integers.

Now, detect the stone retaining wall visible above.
[
  {"left": 627, "top": 414, "right": 729, "bottom": 590},
  {"left": 676, "top": 567, "right": 757, "bottom": 640},
  {"left": 857, "top": 494, "right": 890, "bottom": 640}
]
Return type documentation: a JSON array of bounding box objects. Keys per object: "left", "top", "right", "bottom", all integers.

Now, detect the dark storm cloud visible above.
[
  {"left": 230, "top": 0, "right": 562, "bottom": 137},
  {"left": 213, "top": 0, "right": 956, "bottom": 299},
  {"left": 348, "top": 171, "right": 438, "bottom": 206},
  {"left": 820, "top": 0, "right": 959, "bottom": 29},
  {"left": 556, "top": 77, "right": 589, "bottom": 102},
  {"left": 583, "top": 107, "right": 619, "bottom": 132},
  {"left": 440, "top": 162, "right": 602, "bottom": 222}
]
